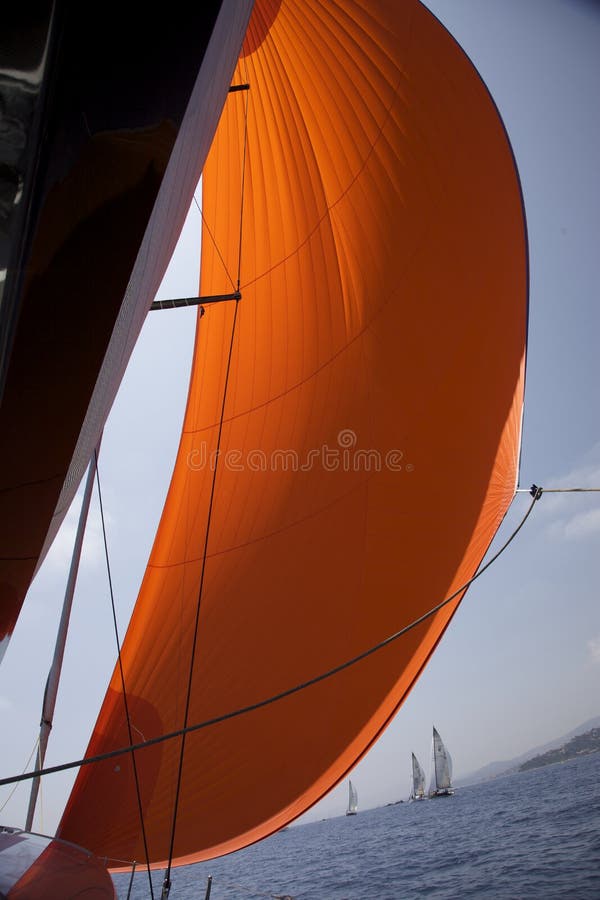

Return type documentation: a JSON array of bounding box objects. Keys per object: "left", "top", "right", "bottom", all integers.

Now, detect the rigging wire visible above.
[
  {"left": 161, "top": 65, "right": 251, "bottom": 899},
  {"left": 0, "top": 739, "right": 39, "bottom": 813},
  {"left": 94, "top": 448, "right": 156, "bottom": 900},
  {"left": 193, "top": 195, "right": 236, "bottom": 293},
  {"left": 1, "top": 486, "right": 553, "bottom": 796}
]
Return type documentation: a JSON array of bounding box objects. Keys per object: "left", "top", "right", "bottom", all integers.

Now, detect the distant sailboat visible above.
[
  {"left": 346, "top": 780, "right": 358, "bottom": 816},
  {"left": 409, "top": 753, "right": 427, "bottom": 801},
  {"left": 429, "top": 727, "right": 455, "bottom": 798}
]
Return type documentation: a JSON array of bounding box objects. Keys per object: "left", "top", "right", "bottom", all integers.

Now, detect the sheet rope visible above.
[{"left": 3, "top": 484, "right": 565, "bottom": 795}]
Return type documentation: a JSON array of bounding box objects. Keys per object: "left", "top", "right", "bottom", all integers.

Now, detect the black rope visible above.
[
  {"left": 162, "top": 72, "right": 251, "bottom": 897},
  {"left": 162, "top": 299, "right": 241, "bottom": 898},
  {"left": 94, "top": 449, "right": 155, "bottom": 900},
  {"left": 1, "top": 489, "right": 543, "bottom": 797}
]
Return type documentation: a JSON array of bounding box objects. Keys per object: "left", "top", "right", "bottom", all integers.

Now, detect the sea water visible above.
[{"left": 113, "top": 751, "right": 600, "bottom": 899}]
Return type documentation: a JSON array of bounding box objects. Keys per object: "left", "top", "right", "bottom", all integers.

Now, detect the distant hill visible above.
[
  {"left": 519, "top": 727, "right": 600, "bottom": 771},
  {"left": 456, "top": 715, "right": 600, "bottom": 786}
]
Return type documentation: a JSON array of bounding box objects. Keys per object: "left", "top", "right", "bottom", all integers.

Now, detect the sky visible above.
[{"left": 1, "top": 0, "right": 599, "bottom": 835}]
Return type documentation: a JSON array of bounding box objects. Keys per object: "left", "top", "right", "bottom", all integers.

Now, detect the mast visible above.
[{"left": 25, "top": 449, "right": 98, "bottom": 832}]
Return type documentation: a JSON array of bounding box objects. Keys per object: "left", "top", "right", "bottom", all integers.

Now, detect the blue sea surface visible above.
[{"left": 114, "top": 751, "right": 600, "bottom": 899}]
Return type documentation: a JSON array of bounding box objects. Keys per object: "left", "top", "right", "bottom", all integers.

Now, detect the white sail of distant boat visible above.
[
  {"left": 410, "top": 752, "right": 427, "bottom": 801},
  {"left": 346, "top": 780, "right": 358, "bottom": 815},
  {"left": 429, "top": 727, "right": 455, "bottom": 797}
]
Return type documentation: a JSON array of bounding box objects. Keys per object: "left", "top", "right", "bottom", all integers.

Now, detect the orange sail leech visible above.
[{"left": 59, "top": 0, "right": 527, "bottom": 868}]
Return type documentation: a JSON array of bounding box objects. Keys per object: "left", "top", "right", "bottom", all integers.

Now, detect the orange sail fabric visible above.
[{"left": 59, "top": 0, "right": 527, "bottom": 868}]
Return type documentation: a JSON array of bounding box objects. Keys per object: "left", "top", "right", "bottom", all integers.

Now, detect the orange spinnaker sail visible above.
[{"left": 59, "top": 0, "right": 527, "bottom": 868}]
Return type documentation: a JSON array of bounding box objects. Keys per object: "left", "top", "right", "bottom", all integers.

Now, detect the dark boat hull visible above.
[
  {"left": 0, "top": 0, "right": 253, "bottom": 652},
  {"left": 0, "top": 828, "right": 116, "bottom": 898}
]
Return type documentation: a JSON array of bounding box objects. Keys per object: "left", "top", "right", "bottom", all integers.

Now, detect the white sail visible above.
[
  {"left": 410, "top": 753, "right": 426, "bottom": 799},
  {"left": 346, "top": 780, "right": 358, "bottom": 815},
  {"left": 430, "top": 727, "right": 454, "bottom": 796}
]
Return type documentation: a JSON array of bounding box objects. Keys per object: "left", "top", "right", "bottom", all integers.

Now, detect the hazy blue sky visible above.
[{"left": 1, "top": 0, "right": 599, "bottom": 834}]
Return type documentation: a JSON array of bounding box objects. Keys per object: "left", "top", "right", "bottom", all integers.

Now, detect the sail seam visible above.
[
  {"left": 238, "top": 59, "right": 407, "bottom": 293},
  {"left": 149, "top": 474, "right": 374, "bottom": 569},
  {"left": 182, "top": 285, "right": 395, "bottom": 436}
]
